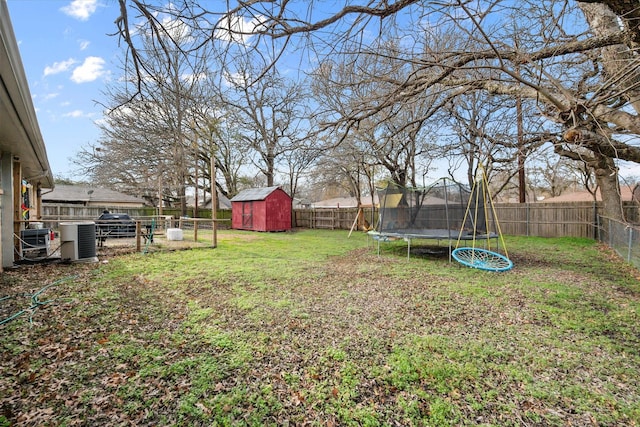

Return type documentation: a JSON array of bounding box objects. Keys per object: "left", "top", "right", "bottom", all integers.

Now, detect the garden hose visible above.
[{"left": 0, "top": 275, "right": 77, "bottom": 326}]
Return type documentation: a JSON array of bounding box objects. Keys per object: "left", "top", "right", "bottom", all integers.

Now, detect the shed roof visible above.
[
  {"left": 43, "top": 184, "right": 146, "bottom": 204},
  {"left": 230, "top": 186, "right": 288, "bottom": 202}
]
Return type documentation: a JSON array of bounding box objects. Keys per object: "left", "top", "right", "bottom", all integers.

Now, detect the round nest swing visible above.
[
  {"left": 452, "top": 247, "right": 513, "bottom": 272},
  {"left": 452, "top": 167, "right": 514, "bottom": 272}
]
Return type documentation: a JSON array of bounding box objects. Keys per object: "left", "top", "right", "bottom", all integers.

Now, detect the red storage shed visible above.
[{"left": 230, "top": 186, "right": 292, "bottom": 231}]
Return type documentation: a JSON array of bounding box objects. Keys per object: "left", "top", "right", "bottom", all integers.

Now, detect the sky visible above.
[
  {"left": 6, "top": 0, "right": 640, "bottom": 185},
  {"left": 7, "top": 0, "right": 122, "bottom": 180}
]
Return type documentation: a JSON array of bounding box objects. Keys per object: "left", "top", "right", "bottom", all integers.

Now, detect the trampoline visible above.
[{"left": 370, "top": 178, "right": 499, "bottom": 260}]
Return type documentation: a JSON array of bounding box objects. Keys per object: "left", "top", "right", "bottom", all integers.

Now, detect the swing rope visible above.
[
  {"left": 453, "top": 166, "right": 513, "bottom": 271},
  {"left": 482, "top": 170, "right": 510, "bottom": 259}
]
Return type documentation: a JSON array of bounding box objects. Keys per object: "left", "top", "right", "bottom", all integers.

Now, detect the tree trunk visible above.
[
  {"left": 593, "top": 154, "right": 624, "bottom": 222},
  {"left": 578, "top": 2, "right": 640, "bottom": 114},
  {"left": 566, "top": 3, "right": 634, "bottom": 222}
]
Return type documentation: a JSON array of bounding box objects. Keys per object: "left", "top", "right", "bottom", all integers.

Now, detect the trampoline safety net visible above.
[{"left": 376, "top": 178, "right": 492, "bottom": 238}]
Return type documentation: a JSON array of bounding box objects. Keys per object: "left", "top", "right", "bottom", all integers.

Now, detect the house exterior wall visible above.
[
  {"left": 1, "top": 153, "right": 14, "bottom": 269},
  {"left": 1, "top": 1, "right": 55, "bottom": 270}
]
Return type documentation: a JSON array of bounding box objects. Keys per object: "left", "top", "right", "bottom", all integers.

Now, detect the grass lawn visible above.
[{"left": 1, "top": 229, "right": 639, "bottom": 426}]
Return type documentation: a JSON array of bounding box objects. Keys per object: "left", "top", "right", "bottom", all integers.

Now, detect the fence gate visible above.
[{"left": 313, "top": 209, "right": 335, "bottom": 229}]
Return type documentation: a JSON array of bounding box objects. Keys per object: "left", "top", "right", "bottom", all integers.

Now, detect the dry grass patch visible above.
[{"left": 1, "top": 231, "right": 639, "bottom": 426}]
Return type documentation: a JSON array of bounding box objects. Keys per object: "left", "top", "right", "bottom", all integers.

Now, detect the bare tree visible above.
[
  {"left": 280, "top": 137, "right": 322, "bottom": 200},
  {"left": 205, "top": 118, "right": 246, "bottom": 199},
  {"left": 74, "top": 93, "right": 176, "bottom": 205},
  {"left": 442, "top": 90, "right": 548, "bottom": 200},
  {"left": 310, "top": 42, "right": 441, "bottom": 188},
  {"left": 307, "top": 137, "right": 375, "bottom": 202},
  {"left": 222, "top": 57, "right": 308, "bottom": 187},
  {"left": 78, "top": 9, "right": 222, "bottom": 215},
  {"left": 112, "top": 0, "right": 640, "bottom": 221},
  {"left": 442, "top": 92, "right": 517, "bottom": 189},
  {"left": 527, "top": 152, "right": 586, "bottom": 200}
]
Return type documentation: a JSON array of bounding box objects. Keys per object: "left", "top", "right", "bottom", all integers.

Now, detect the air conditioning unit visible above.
[
  {"left": 20, "top": 228, "right": 51, "bottom": 257},
  {"left": 60, "top": 222, "right": 98, "bottom": 263}
]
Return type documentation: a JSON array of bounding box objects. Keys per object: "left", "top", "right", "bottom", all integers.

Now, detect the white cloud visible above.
[
  {"left": 43, "top": 93, "right": 60, "bottom": 101},
  {"left": 63, "top": 109, "right": 96, "bottom": 119},
  {"left": 214, "top": 13, "right": 265, "bottom": 44},
  {"left": 619, "top": 160, "right": 640, "bottom": 180},
  {"left": 64, "top": 110, "right": 86, "bottom": 118},
  {"left": 78, "top": 39, "right": 91, "bottom": 50},
  {"left": 60, "top": 0, "right": 99, "bottom": 21},
  {"left": 71, "top": 56, "right": 106, "bottom": 83},
  {"left": 44, "top": 58, "right": 77, "bottom": 77},
  {"left": 223, "top": 71, "right": 248, "bottom": 87},
  {"left": 94, "top": 118, "right": 107, "bottom": 127}
]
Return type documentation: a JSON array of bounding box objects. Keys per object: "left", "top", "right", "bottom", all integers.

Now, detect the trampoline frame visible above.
[{"left": 368, "top": 229, "right": 499, "bottom": 261}]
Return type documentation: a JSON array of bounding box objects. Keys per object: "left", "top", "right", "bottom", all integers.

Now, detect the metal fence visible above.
[
  {"left": 40, "top": 204, "right": 232, "bottom": 227},
  {"left": 597, "top": 216, "right": 640, "bottom": 270},
  {"left": 17, "top": 216, "right": 230, "bottom": 263}
]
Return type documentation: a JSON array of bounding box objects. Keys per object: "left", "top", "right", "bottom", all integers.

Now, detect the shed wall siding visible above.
[
  {"left": 265, "top": 191, "right": 291, "bottom": 231},
  {"left": 230, "top": 187, "right": 292, "bottom": 232},
  {"left": 253, "top": 200, "right": 267, "bottom": 231}
]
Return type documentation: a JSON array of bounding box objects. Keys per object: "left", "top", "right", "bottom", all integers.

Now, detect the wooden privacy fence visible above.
[
  {"left": 492, "top": 202, "right": 639, "bottom": 238},
  {"left": 41, "top": 201, "right": 639, "bottom": 239},
  {"left": 292, "top": 202, "right": 640, "bottom": 239},
  {"left": 491, "top": 202, "right": 599, "bottom": 238},
  {"left": 293, "top": 208, "right": 378, "bottom": 231}
]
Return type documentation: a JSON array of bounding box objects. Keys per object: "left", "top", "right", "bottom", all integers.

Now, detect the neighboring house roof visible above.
[
  {"left": 42, "top": 184, "right": 146, "bottom": 205},
  {"left": 542, "top": 185, "right": 638, "bottom": 202},
  {"left": 293, "top": 198, "right": 311, "bottom": 208},
  {"left": 0, "top": 0, "right": 53, "bottom": 188},
  {"left": 230, "top": 186, "right": 290, "bottom": 202},
  {"left": 187, "top": 192, "right": 232, "bottom": 210},
  {"left": 312, "top": 195, "right": 379, "bottom": 208}
]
